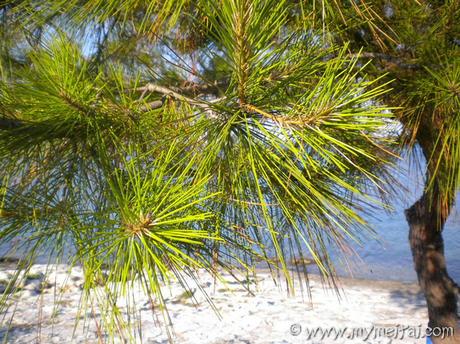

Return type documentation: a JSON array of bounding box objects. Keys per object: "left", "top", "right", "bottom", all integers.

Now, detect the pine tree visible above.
[
  {"left": 306, "top": 1, "right": 460, "bottom": 342},
  {"left": 3, "top": 0, "right": 453, "bottom": 342}
]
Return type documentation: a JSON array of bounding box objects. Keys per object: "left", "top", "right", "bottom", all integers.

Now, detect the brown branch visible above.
[
  {"left": 0, "top": 77, "right": 229, "bottom": 132},
  {"left": 138, "top": 84, "right": 226, "bottom": 117},
  {"left": 244, "top": 104, "right": 328, "bottom": 127},
  {"left": 0, "top": 116, "right": 24, "bottom": 130},
  {"left": 141, "top": 83, "right": 209, "bottom": 108},
  {"left": 126, "top": 76, "right": 231, "bottom": 97},
  {"left": 349, "top": 52, "right": 422, "bottom": 71},
  {"left": 173, "top": 76, "right": 231, "bottom": 95},
  {"left": 138, "top": 99, "right": 165, "bottom": 112}
]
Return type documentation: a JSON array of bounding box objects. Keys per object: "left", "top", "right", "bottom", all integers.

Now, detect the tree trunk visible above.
[{"left": 405, "top": 191, "right": 460, "bottom": 344}]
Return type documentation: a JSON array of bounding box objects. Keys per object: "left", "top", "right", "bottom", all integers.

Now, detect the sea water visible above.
[
  {"left": 1, "top": 159, "right": 459, "bottom": 284},
  {"left": 1, "top": 195, "right": 459, "bottom": 283},
  {"left": 311, "top": 154, "right": 460, "bottom": 283},
  {"left": 327, "top": 198, "right": 460, "bottom": 283}
]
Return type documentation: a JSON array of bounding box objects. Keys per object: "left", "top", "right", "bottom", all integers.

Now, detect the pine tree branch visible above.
[
  {"left": 349, "top": 52, "right": 422, "bottom": 70},
  {"left": 126, "top": 76, "right": 231, "bottom": 97},
  {"left": 182, "top": 76, "right": 231, "bottom": 95},
  {"left": 0, "top": 81, "right": 226, "bottom": 132},
  {"left": 137, "top": 83, "right": 226, "bottom": 115},
  {"left": 0, "top": 116, "right": 24, "bottom": 130},
  {"left": 138, "top": 99, "right": 165, "bottom": 112},
  {"left": 140, "top": 83, "right": 209, "bottom": 108}
]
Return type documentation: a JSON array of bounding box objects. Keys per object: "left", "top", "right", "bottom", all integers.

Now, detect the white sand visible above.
[{"left": 0, "top": 264, "right": 430, "bottom": 343}]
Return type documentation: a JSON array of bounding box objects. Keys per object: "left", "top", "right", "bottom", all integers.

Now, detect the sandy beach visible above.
[{"left": 0, "top": 263, "right": 431, "bottom": 343}]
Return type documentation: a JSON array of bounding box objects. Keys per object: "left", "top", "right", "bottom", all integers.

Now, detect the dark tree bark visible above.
[
  {"left": 405, "top": 187, "right": 460, "bottom": 343},
  {"left": 399, "top": 103, "right": 460, "bottom": 343}
]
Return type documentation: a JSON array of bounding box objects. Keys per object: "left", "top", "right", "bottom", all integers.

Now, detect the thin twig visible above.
[
  {"left": 88, "top": 292, "right": 104, "bottom": 344},
  {"left": 348, "top": 52, "right": 422, "bottom": 70},
  {"left": 225, "top": 197, "right": 279, "bottom": 206},
  {"left": 122, "top": 76, "right": 231, "bottom": 96},
  {"left": 141, "top": 83, "right": 210, "bottom": 108},
  {"left": 0, "top": 116, "right": 24, "bottom": 130}
]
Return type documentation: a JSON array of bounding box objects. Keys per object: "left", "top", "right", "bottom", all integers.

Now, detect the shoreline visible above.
[{"left": 0, "top": 262, "right": 431, "bottom": 343}]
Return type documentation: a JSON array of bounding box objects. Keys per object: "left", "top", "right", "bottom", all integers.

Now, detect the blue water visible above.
[
  {"left": 310, "top": 157, "right": 460, "bottom": 283},
  {"left": 2, "top": 156, "right": 459, "bottom": 284},
  {"left": 2, "top": 199, "right": 459, "bottom": 283},
  {"left": 324, "top": 199, "right": 460, "bottom": 283},
  {"left": 2, "top": 194, "right": 459, "bottom": 283}
]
